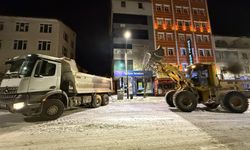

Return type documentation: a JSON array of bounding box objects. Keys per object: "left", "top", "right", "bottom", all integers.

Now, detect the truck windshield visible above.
[{"left": 5, "top": 56, "right": 37, "bottom": 78}]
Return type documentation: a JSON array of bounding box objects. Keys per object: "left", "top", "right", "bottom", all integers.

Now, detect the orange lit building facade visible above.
[
  {"left": 152, "top": 0, "right": 215, "bottom": 69},
  {"left": 152, "top": 0, "right": 215, "bottom": 95}
]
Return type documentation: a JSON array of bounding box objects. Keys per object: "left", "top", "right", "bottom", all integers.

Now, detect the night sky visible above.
[{"left": 0, "top": 0, "right": 250, "bottom": 76}]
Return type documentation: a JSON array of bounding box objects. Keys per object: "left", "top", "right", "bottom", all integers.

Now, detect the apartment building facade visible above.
[
  {"left": 152, "top": 0, "right": 215, "bottom": 95},
  {"left": 0, "top": 16, "right": 76, "bottom": 73},
  {"left": 215, "top": 36, "right": 250, "bottom": 79},
  {"left": 112, "top": 0, "right": 155, "bottom": 95}
]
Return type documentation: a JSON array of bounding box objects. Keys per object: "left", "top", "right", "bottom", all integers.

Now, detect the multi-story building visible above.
[
  {"left": 112, "top": 0, "right": 155, "bottom": 95},
  {"left": 152, "top": 0, "right": 215, "bottom": 95},
  {"left": 215, "top": 35, "right": 250, "bottom": 79},
  {"left": 0, "top": 16, "right": 76, "bottom": 73}
]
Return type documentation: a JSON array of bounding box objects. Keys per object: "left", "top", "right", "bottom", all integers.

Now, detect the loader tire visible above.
[
  {"left": 40, "top": 99, "right": 64, "bottom": 120},
  {"left": 173, "top": 90, "right": 197, "bottom": 112},
  {"left": 221, "top": 91, "right": 249, "bottom": 113},
  {"left": 165, "top": 90, "right": 176, "bottom": 107},
  {"left": 101, "top": 94, "right": 109, "bottom": 106},
  {"left": 91, "top": 94, "right": 102, "bottom": 108}
]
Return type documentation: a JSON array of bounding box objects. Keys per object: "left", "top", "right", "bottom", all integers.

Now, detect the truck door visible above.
[{"left": 28, "top": 60, "right": 60, "bottom": 92}]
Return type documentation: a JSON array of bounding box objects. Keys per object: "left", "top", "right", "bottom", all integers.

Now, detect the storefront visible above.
[{"left": 114, "top": 70, "right": 153, "bottom": 96}]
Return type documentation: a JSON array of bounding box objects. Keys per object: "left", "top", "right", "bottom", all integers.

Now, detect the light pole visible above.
[{"left": 124, "top": 30, "right": 131, "bottom": 99}]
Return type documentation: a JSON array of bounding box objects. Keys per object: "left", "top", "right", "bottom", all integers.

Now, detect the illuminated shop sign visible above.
[
  {"left": 114, "top": 71, "right": 152, "bottom": 77},
  {"left": 187, "top": 39, "right": 193, "bottom": 65}
]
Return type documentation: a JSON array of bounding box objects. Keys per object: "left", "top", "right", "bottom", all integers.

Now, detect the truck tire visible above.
[
  {"left": 91, "top": 94, "right": 102, "bottom": 108},
  {"left": 165, "top": 90, "right": 176, "bottom": 107},
  {"left": 221, "top": 91, "right": 249, "bottom": 113},
  {"left": 40, "top": 99, "right": 64, "bottom": 120},
  {"left": 101, "top": 94, "right": 109, "bottom": 106},
  {"left": 173, "top": 90, "right": 197, "bottom": 112}
]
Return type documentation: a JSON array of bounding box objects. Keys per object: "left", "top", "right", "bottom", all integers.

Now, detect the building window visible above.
[
  {"left": 38, "top": 41, "right": 51, "bottom": 51},
  {"left": 114, "top": 60, "right": 133, "bottom": 71},
  {"left": 165, "top": 18, "right": 172, "bottom": 26},
  {"left": 177, "top": 20, "right": 183, "bottom": 27},
  {"left": 62, "top": 46, "right": 68, "bottom": 57},
  {"left": 70, "top": 53, "right": 74, "bottom": 59},
  {"left": 180, "top": 48, "right": 187, "bottom": 56},
  {"left": 71, "top": 40, "right": 75, "bottom": 49},
  {"left": 199, "top": 49, "right": 205, "bottom": 56},
  {"left": 203, "top": 35, "right": 210, "bottom": 42},
  {"left": 164, "top": 5, "right": 171, "bottom": 12},
  {"left": 186, "top": 34, "right": 192, "bottom": 41},
  {"left": 157, "top": 32, "right": 165, "bottom": 40},
  {"left": 63, "top": 32, "right": 68, "bottom": 42},
  {"left": 205, "top": 49, "right": 212, "bottom": 56},
  {"left": 156, "top": 4, "right": 162, "bottom": 11},
  {"left": 178, "top": 34, "right": 185, "bottom": 41},
  {"left": 121, "top": 1, "right": 126, "bottom": 7},
  {"left": 202, "top": 22, "right": 207, "bottom": 29},
  {"left": 194, "top": 22, "right": 200, "bottom": 30},
  {"left": 199, "top": 8, "right": 206, "bottom": 15},
  {"left": 193, "top": 8, "right": 198, "bottom": 15},
  {"left": 182, "top": 63, "right": 188, "bottom": 71},
  {"left": 138, "top": 3, "right": 143, "bottom": 9},
  {"left": 168, "top": 48, "right": 174, "bottom": 56},
  {"left": 13, "top": 40, "right": 27, "bottom": 50},
  {"left": 157, "top": 18, "right": 163, "bottom": 25},
  {"left": 176, "top": 6, "right": 182, "bottom": 14},
  {"left": 196, "top": 35, "right": 202, "bottom": 43},
  {"left": 183, "top": 7, "right": 189, "bottom": 14},
  {"left": 216, "top": 51, "right": 224, "bottom": 62},
  {"left": 166, "top": 33, "right": 173, "bottom": 41},
  {"left": 185, "top": 20, "right": 191, "bottom": 27},
  {"left": 0, "top": 22, "right": 4, "bottom": 31},
  {"left": 40, "top": 24, "right": 52, "bottom": 33},
  {"left": 242, "top": 53, "right": 248, "bottom": 59},
  {"left": 16, "top": 22, "right": 29, "bottom": 32}
]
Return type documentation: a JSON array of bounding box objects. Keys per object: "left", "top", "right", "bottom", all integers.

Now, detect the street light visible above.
[{"left": 124, "top": 30, "right": 131, "bottom": 99}]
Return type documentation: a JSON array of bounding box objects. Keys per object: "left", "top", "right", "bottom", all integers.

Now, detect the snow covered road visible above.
[{"left": 0, "top": 97, "right": 250, "bottom": 150}]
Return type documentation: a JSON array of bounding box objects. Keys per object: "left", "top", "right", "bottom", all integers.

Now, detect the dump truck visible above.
[
  {"left": 144, "top": 50, "right": 250, "bottom": 113},
  {"left": 0, "top": 54, "right": 113, "bottom": 120}
]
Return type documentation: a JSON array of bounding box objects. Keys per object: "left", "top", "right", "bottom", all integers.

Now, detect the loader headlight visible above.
[
  {"left": 13, "top": 102, "right": 25, "bottom": 110},
  {"left": 191, "top": 65, "right": 196, "bottom": 69}
]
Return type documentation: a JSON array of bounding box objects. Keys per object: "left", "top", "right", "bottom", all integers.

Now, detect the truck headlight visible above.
[{"left": 13, "top": 102, "right": 25, "bottom": 110}]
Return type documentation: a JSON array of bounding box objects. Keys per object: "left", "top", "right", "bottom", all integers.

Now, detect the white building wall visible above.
[
  {"left": 0, "top": 16, "right": 76, "bottom": 73},
  {"left": 58, "top": 21, "right": 77, "bottom": 58},
  {"left": 214, "top": 35, "right": 250, "bottom": 79}
]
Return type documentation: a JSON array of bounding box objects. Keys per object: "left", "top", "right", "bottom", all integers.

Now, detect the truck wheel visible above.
[
  {"left": 173, "top": 90, "right": 197, "bottom": 112},
  {"left": 221, "top": 91, "right": 249, "bottom": 113},
  {"left": 91, "top": 94, "right": 102, "bottom": 108},
  {"left": 101, "top": 94, "right": 109, "bottom": 106},
  {"left": 165, "top": 90, "right": 176, "bottom": 107},
  {"left": 40, "top": 99, "right": 64, "bottom": 120}
]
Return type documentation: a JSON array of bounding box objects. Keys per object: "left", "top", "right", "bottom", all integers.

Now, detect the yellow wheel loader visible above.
[{"left": 144, "top": 50, "right": 250, "bottom": 113}]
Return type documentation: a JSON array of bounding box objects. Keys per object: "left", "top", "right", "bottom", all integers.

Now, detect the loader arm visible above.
[
  {"left": 153, "top": 61, "right": 192, "bottom": 90},
  {"left": 143, "top": 51, "right": 193, "bottom": 90}
]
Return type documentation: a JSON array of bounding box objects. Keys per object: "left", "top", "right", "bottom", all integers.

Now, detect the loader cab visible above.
[{"left": 187, "top": 64, "right": 217, "bottom": 87}]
